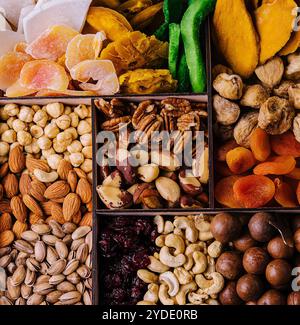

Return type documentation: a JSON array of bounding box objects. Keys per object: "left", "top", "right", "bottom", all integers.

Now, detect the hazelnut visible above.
[
  {"left": 80, "top": 134, "right": 92, "bottom": 147},
  {"left": 243, "top": 247, "right": 270, "bottom": 275},
  {"left": 25, "top": 139, "right": 40, "bottom": 154},
  {"left": 287, "top": 292, "right": 300, "bottom": 305},
  {"left": 77, "top": 120, "right": 92, "bottom": 136},
  {"left": 67, "top": 140, "right": 83, "bottom": 154},
  {"left": 57, "top": 131, "right": 72, "bottom": 146},
  {"left": 44, "top": 123, "right": 59, "bottom": 139},
  {"left": 80, "top": 159, "right": 92, "bottom": 173},
  {"left": 47, "top": 154, "right": 63, "bottom": 170},
  {"left": 12, "top": 119, "right": 26, "bottom": 132},
  {"left": 216, "top": 252, "right": 243, "bottom": 280},
  {"left": 18, "top": 106, "right": 34, "bottom": 123},
  {"left": 257, "top": 290, "right": 286, "bottom": 305},
  {"left": 265, "top": 259, "right": 292, "bottom": 287},
  {"left": 65, "top": 127, "right": 78, "bottom": 140},
  {"left": 74, "top": 104, "right": 89, "bottom": 119},
  {"left": 56, "top": 115, "right": 71, "bottom": 130},
  {"left": 248, "top": 213, "right": 276, "bottom": 242},
  {"left": 213, "top": 95, "right": 240, "bottom": 126},
  {"left": 33, "top": 110, "right": 48, "bottom": 127},
  {"left": 3, "top": 104, "right": 19, "bottom": 117},
  {"left": 255, "top": 57, "right": 284, "bottom": 88},
  {"left": 42, "top": 148, "right": 55, "bottom": 159},
  {"left": 82, "top": 146, "right": 92, "bottom": 159},
  {"left": 7, "top": 117, "right": 16, "bottom": 129},
  {"left": 0, "top": 123, "right": 9, "bottom": 135},
  {"left": 213, "top": 73, "right": 244, "bottom": 100},
  {"left": 1, "top": 129, "right": 16, "bottom": 143},
  {"left": 64, "top": 106, "right": 72, "bottom": 115},
  {"left": 69, "top": 152, "right": 84, "bottom": 168},
  {"left": 210, "top": 213, "right": 242, "bottom": 244},
  {"left": 69, "top": 112, "right": 79, "bottom": 128},
  {"left": 30, "top": 125, "right": 44, "bottom": 139},
  {"left": 37, "top": 136, "right": 52, "bottom": 150},
  {"left": 0, "top": 142, "right": 9, "bottom": 156},
  {"left": 17, "top": 131, "right": 32, "bottom": 146},
  {"left": 295, "top": 229, "right": 300, "bottom": 253},
  {"left": 219, "top": 282, "right": 243, "bottom": 305},
  {"left": 236, "top": 274, "right": 263, "bottom": 302},
  {"left": 233, "top": 232, "right": 258, "bottom": 252},
  {"left": 267, "top": 236, "right": 294, "bottom": 259},
  {"left": 46, "top": 103, "right": 64, "bottom": 118}
]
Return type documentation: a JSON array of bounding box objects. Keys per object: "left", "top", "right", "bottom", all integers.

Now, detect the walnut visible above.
[
  {"left": 233, "top": 111, "right": 259, "bottom": 147},
  {"left": 273, "top": 80, "right": 295, "bottom": 99},
  {"left": 285, "top": 54, "right": 300, "bottom": 81},
  {"left": 258, "top": 96, "right": 295, "bottom": 135},
  {"left": 293, "top": 114, "right": 300, "bottom": 143},
  {"left": 213, "top": 73, "right": 243, "bottom": 100},
  {"left": 213, "top": 95, "right": 240, "bottom": 125},
  {"left": 212, "top": 64, "right": 233, "bottom": 81},
  {"left": 255, "top": 57, "right": 284, "bottom": 88},
  {"left": 240, "top": 84, "right": 270, "bottom": 109}
]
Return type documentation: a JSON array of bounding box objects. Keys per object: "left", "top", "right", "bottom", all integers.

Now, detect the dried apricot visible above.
[
  {"left": 215, "top": 162, "right": 235, "bottom": 177},
  {"left": 296, "top": 182, "right": 300, "bottom": 204},
  {"left": 233, "top": 175, "right": 275, "bottom": 208},
  {"left": 0, "top": 52, "right": 32, "bottom": 90},
  {"left": 253, "top": 156, "right": 296, "bottom": 175},
  {"left": 217, "top": 139, "right": 239, "bottom": 162},
  {"left": 20, "top": 60, "right": 69, "bottom": 91},
  {"left": 215, "top": 176, "right": 243, "bottom": 208},
  {"left": 26, "top": 25, "right": 79, "bottom": 61},
  {"left": 274, "top": 178, "right": 297, "bottom": 208},
  {"left": 271, "top": 131, "right": 300, "bottom": 157},
  {"left": 249, "top": 127, "right": 271, "bottom": 162},
  {"left": 286, "top": 168, "right": 300, "bottom": 180},
  {"left": 226, "top": 147, "right": 256, "bottom": 174}
]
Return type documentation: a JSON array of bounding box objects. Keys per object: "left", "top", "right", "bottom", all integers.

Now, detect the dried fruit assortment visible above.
[{"left": 95, "top": 98, "right": 209, "bottom": 210}]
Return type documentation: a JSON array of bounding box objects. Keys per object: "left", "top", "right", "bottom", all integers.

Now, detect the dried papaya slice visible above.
[
  {"left": 253, "top": 156, "right": 296, "bottom": 176},
  {"left": 226, "top": 147, "right": 256, "bottom": 174},
  {"left": 5, "top": 80, "right": 37, "bottom": 98},
  {"left": 35, "top": 89, "right": 96, "bottom": 97},
  {"left": 26, "top": 25, "right": 79, "bottom": 61},
  {"left": 20, "top": 60, "right": 69, "bottom": 91},
  {"left": 215, "top": 175, "right": 243, "bottom": 208},
  {"left": 65, "top": 32, "right": 106, "bottom": 71},
  {"left": 0, "top": 52, "right": 32, "bottom": 91},
  {"left": 271, "top": 131, "right": 300, "bottom": 157},
  {"left": 233, "top": 175, "right": 275, "bottom": 208},
  {"left": 274, "top": 178, "right": 298, "bottom": 207},
  {"left": 70, "top": 60, "right": 119, "bottom": 95}
]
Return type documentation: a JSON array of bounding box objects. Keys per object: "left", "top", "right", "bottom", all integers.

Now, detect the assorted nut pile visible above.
[
  {"left": 0, "top": 222, "right": 92, "bottom": 305},
  {"left": 137, "top": 215, "right": 224, "bottom": 305},
  {"left": 211, "top": 212, "right": 300, "bottom": 305},
  {"left": 213, "top": 56, "right": 300, "bottom": 208},
  {"left": 95, "top": 98, "right": 209, "bottom": 209}
]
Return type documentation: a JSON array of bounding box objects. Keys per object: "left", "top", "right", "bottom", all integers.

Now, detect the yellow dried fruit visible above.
[
  {"left": 255, "top": 0, "right": 297, "bottom": 63},
  {"left": 213, "top": 0, "right": 259, "bottom": 78},
  {"left": 130, "top": 2, "right": 163, "bottom": 29},
  {"left": 100, "top": 31, "right": 168, "bottom": 75},
  {"left": 119, "top": 69, "right": 177, "bottom": 94},
  {"left": 280, "top": 30, "right": 300, "bottom": 56},
  {"left": 86, "top": 6, "right": 133, "bottom": 41},
  {"left": 118, "top": 0, "right": 153, "bottom": 19}
]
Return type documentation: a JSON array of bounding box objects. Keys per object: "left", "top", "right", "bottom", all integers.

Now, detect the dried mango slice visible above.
[
  {"left": 86, "top": 6, "right": 132, "bottom": 41},
  {"left": 280, "top": 30, "right": 300, "bottom": 55},
  {"left": 130, "top": 2, "right": 163, "bottom": 30},
  {"left": 100, "top": 31, "right": 168, "bottom": 75},
  {"left": 118, "top": 0, "right": 153, "bottom": 18},
  {"left": 20, "top": 60, "right": 69, "bottom": 91},
  {"left": 70, "top": 59, "right": 119, "bottom": 95},
  {"left": 0, "top": 52, "right": 32, "bottom": 90},
  {"left": 213, "top": 0, "right": 259, "bottom": 78},
  {"left": 5, "top": 79, "right": 37, "bottom": 98},
  {"left": 26, "top": 25, "right": 79, "bottom": 61},
  {"left": 35, "top": 89, "right": 96, "bottom": 97},
  {"left": 65, "top": 32, "right": 106, "bottom": 71},
  {"left": 255, "top": 0, "right": 297, "bottom": 64}
]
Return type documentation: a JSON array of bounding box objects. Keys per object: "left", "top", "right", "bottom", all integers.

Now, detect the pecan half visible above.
[
  {"left": 132, "top": 101, "right": 158, "bottom": 129},
  {"left": 101, "top": 116, "right": 131, "bottom": 132}
]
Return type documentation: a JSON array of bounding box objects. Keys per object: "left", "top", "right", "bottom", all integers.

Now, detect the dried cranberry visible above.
[
  {"left": 132, "top": 250, "right": 150, "bottom": 269},
  {"left": 135, "top": 219, "right": 152, "bottom": 236},
  {"left": 110, "top": 288, "right": 127, "bottom": 304},
  {"left": 151, "top": 229, "right": 158, "bottom": 242}
]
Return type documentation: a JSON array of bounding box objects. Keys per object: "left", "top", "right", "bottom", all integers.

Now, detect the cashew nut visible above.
[
  {"left": 154, "top": 215, "right": 164, "bottom": 234},
  {"left": 195, "top": 272, "right": 224, "bottom": 295},
  {"left": 155, "top": 235, "right": 166, "bottom": 248},
  {"left": 194, "top": 215, "right": 214, "bottom": 241},
  {"left": 159, "top": 246, "right": 186, "bottom": 268},
  {"left": 163, "top": 221, "right": 174, "bottom": 234},
  {"left": 174, "top": 267, "right": 193, "bottom": 285},
  {"left": 137, "top": 269, "right": 158, "bottom": 284},
  {"left": 143, "top": 283, "right": 159, "bottom": 304},
  {"left": 184, "top": 243, "right": 206, "bottom": 271},
  {"left": 207, "top": 241, "right": 222, "bottom": 258},
  {"left": 174, "top": 217, "right": 198, "bottom": 243},
  {"left": 159, "top": 271, "right": 179, "bottom": 297},
  {"left": 206, "top": 298, "right": 219, "bottom": 305},
  {"left": 192, "top": 251, "right": 207, "bottom": 274},
  {"left": 147, "top": 256, "right": 169, "bottom": 273},
  {"left": 175, "top": 281, "right": 197, "bottom": 305},
  {"left": 204, "top": 256, "right": 216, "bottom": 279},
  {"left": 33, "top": 169, "right": 58, "bottom": 183},
  {"left": 188, "top": 291, "right": 209, "bottom": 305},
  {"left": 158, "top": 284, "right": 175, "bottom": 305},
  {"left": 165, "top": 234, "right": 185, "bottom": 255}
]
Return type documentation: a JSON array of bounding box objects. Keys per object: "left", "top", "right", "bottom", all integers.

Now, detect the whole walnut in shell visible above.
[
  {"left": 273, "top": 80, "right": 295, "bottom": 99},
  {"left": 233, "top": 111, "right": 259, "bottom": 148},
  {"left": 285, "top": 54, "right": 300, "bottom": 81},
  {"left": 213, "top": 73, "right": 244, "bottom": 100},
  {"left": 258, "top": 96, "right": 295, "bottom": 135},
  {"left": 240, "top": 84, "right": 270, "bottom": 109},
  {"left": 293, "top": 114, "right": 300, "bottom": 143},
  {"left": 255, "top": 57, "right": 284, "bottom": 88},
  {"left": 213, "top": 95, "right": 240, "bottom": 125}
]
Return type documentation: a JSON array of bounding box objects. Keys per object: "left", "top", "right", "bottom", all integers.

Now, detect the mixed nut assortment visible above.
[{"left": 95, "top": 98, "right": 209, "bottom": 210}]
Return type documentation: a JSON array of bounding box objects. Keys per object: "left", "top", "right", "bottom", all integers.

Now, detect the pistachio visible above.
[
  {"left": 13, "top": 240, "right": 34, "bottom": 254},
  {"left": 34, "top": 241, "right": 46, "bottom": 263},
  {"left": 46, "top": 246, "right": 59, "bottom": 265},
  {"left": 76, "top": 265, "right": 91, "bottom": 279},
  {"left": 24, "top": 269, "right": 36, "bottom": 287},
  {"left": 55, "top": 241, "right": 68, "bottom": 259},
  {"left": 57, "top": 281, "right": 76, "bottom": 293},
  {"left": 66, "top": 272, "right": 81, "bottom": 285},
  {"left": 31, "top": 224, "right": 51, "bottom": 235},
  {"left": 63, "top": 259, "right": 80, "bottom": 276},
  {"left": 33, "top": 283, "right": 54, "bottom": 295},
  {"left": 27, "top": 293, "right": 44, "bottom": 305},
  {"left": 21, "top": 231, "right": 40, "bottom": 242},
  {"left": 42, "top": 234, "right": 59, "bottom": 246},
  {"left": 71, "top": 226, "right": 91, "bottom": 241},
  {"left": 26, "top": 258, "right": 40, "bottom": 272},
  {"left": 49, "top": 274, "right": 65, "bottom": 286},
  {"left": 59, "top": 291, "right": 81, "bottom": 305},
  {"left": 76, "top": 244, "right": 89, "bottom": 264},
  {"left": 47, "top": 259, "right": 67, "bottom": 276},
  {"left": 11, "top": 265, "right": 26, "bottom": 286}
]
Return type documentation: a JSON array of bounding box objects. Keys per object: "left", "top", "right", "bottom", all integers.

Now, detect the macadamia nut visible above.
[
  {"left": 46, "top": 103, "right": 64, "bottom": 118},
  {"left": 0, "top": 107, "right": 9, "bottom": 120}
]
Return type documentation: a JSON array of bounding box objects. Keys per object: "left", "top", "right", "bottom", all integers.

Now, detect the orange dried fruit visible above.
[
  {"left": 0, "top": 52, "right": 32, "bottom": 90},
  {"left": 215, "top": 161, "right": 235, "bottom": 177},
  {"left": 233, "top": 175, "right": 275, "bottom": 208},
  {"left": 250, "top": 128, "right": 271, "bottom": 162},
  {"left": 6, "top": 80, "right": 37, "bottom": 98},
  {"left": 65, "top": 32, "right": 106, "bottom": 71},
  {"left": 217, "top": 139, "right": 239, "bottom": 162},
  {"left": 20, "top": 60, "right": 69, "bottom": 91},
  {"left": 70, "top": 59, "right": 119, "bottom": 95},
  {"left": 253, "top": 155, "right": 296, "bottom": 175},
  {"left": 271, "top": 131, "right": 300, "bottom": 157},
  {"left": 296, "top": 182, "right": 300, "bottom": 204},
  {"left": 226, "top": 147, "right": 256, "bottom": 174},
  {"left": 286, "top": 168, "right": 300, "bottom": 180},
  {"left": 274, "top": 178, "right": 297, "bottom": 207},
  {"left": 14, "top": 42, "right": 28, "bottom": 54},
  {"left": 26, "top": 25, "right": 79, "bottom": 61},
  {"left": 35, "top": 89, "right": 96, "bottom": 97},
  {"left": 215, "top": 176, "right": 243, "bottom": 208}
]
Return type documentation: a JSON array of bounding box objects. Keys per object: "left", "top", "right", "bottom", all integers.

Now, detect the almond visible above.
[
  {"left": 79, "top": 212, "right": 92, "bottom": 227},
  {"left": 12, "top": 221, "right": 28, "bottom": 239},
  {"left": 57, "top": 160, "right": 72, "bottom": 180},
  {"left": 26, "top": 156, "right": 50, "bottom": 173},
  {"left": 8, "top": 145, "right": 25, "bottom": 173},
  {"left": 86, "top": 200, "right": 92, "bottom": 212},
  {"left": 51, "top": 197, "right": 65, "bottom": 204},
  {"left": 74, "top": 168, "right": 87, "bottom": 179},
  {"left": 50, "top": 203, "right": 65, "bottom": 225},
  {"left": 0, "top": 162, "right": 9, "bottom": 178},
  {"left": 3, "top": 173, "right": 19, "bottom": 198},
  {"left": 0, "top": 199, "right": 12, "bottom": 213},
  {"left": 30, "top": 180, "right": 46, "bottom": 202},
  {"left": 40, "top": 201, "right": 53, "bottom": 216},
  {"left": 10, "top": 196, "right": 27, "bottom": 223},
  {"left": 0, "top": 184, "right": 3, "bottom": 201},
  {"left": 19, "top": 173, "right": 31, "bottom": 196},
  {"left": 67, "top": 170, "right": 77, "bottom": 192},
  {"left": 29, "top": 213, "right": 42, "bottom": 225},
  {"left": 22, "top": 194, "right": 43, "bottom": 217},
  {"left": 0, "top": 230, "right": 14, "bottom": 248},
  {"left": 63, "top": 193, "right": 81, "bottom": 222},
  {"left": 72, "top": 210, "right": 82, "bottom": 225},
  {"left": 76, "top": 178, "right": 92, "bottom": 204},
  {"left": 44, "top": 181, "right": 70, "bottom": 200},
  {"left": 0, "top": 213, "right": 12, "bottom": 232}
]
